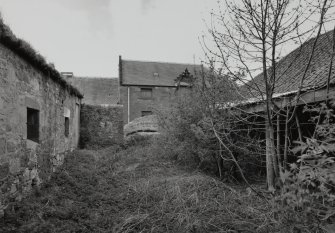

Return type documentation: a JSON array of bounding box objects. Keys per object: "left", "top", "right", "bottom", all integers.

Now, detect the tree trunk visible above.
[
  {"left": 276, "top": 114, "right": 282, "bottom": 171},
  {"left": 269, "top": 124, "right": 278, "bottom": 178},
  {"left": 265, "top": 118, "right": 275, "bottom": 191},
  {"left": 283, "top": 107, "right": 290, "bottom": 170},
  {"left": 295, "top": 114, "right": 303, "bottom": 142}
]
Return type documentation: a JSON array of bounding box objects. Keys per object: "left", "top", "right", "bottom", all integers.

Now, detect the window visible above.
[
  {"left": 65, "top": 117, "right": 69, "bottom": 137},
  {"left": 153, "top": 72, "right": 159, "bottom": 78},
  {"left": 141, "top": 111, "right": 153, "bottom": 117},
  {"left": 27, "top": 108, "right": 39, "bottom": 143},
  {"left": 140, "top": 88, "right": 153, "bottom": 99}
]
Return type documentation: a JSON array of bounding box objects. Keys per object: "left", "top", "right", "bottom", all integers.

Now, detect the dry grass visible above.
[{"left": 0, "top": 140, "right": 280, "bottom": 233}]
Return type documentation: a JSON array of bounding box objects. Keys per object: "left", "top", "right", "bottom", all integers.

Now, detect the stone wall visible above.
[
  {"left": 0, "top": 43, "right": 81, "bottom": 211},
  {"left": 124, "top": 115, "right": 159, "bottom": 137},
  {"left": 79, "top": 104, "right": 124, "bottom": 148}
]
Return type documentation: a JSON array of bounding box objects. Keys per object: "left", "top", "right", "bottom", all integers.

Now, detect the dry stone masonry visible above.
[
  {"left": 0, "top": 42, "right": 82, "bottom": 211},
  {"left": 79, "top": 104, "right": 124, "bottom": 148}
]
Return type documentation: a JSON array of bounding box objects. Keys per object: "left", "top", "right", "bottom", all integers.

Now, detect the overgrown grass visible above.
[{"left": 0, "top": 139, "right": 285, "bottom": 232}]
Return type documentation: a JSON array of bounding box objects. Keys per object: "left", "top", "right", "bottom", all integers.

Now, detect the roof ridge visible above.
[
  {"left": 122, "top": 58, "right": 202, "bottom": 67},
  {"left": 74, "top": 76, "right": 118, "bottom": 79}
]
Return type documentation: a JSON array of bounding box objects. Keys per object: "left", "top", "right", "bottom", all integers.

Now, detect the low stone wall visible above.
[
  {"left": 124, "top": 115, "right": 159, "bottom": 137},
  {"left": 80, "top": 104, "right": 124, "bottom": 148}
]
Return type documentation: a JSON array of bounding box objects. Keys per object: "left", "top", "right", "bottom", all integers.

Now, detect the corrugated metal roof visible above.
[{"left": 120, "top": 59, "right": 203, "bottom": 86}]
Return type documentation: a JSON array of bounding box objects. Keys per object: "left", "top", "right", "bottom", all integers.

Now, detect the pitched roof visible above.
[
  {"left": 120, "top": 58, "right": 203, "bottom": 86},
  {"left": 245, "top": 30, "right": 335, "bottom": 100},
  {"left": 68, "top": 77, "right": 119, "bottom": 105}
]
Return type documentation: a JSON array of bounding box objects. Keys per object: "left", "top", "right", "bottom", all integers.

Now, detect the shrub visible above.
[
  {"left": 155, "top": 72, "right": 264, "bottom": 180},
  {"left": 276, "top": 103, "right": 335, "bottom": 232}
]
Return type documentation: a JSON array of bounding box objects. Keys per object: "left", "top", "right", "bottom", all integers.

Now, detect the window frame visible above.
[
  {"left": 141, "top": 111, "right": 153, "bottom": 117},
  {"left": 140, "top": 87, "right": 153, "bottom": 99},
  {"left": 27, "top": 107, "right": 40, "bottom": 143},
  {"left": 65, "top": 117, "right": 70, "bottom": 137}
]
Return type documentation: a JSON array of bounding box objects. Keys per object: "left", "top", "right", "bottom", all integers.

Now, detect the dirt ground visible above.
[{"left": 0, "top": 142, "right": 275, "bottom": 233}]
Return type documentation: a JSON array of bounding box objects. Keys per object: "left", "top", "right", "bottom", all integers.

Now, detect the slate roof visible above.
[
  {"left": 245, "top": 30, "right": 335, "bottom": 100},
  {"left": 68, "top": 77, "right": 119, "bottom": 105},
  {"left": 0, "top": 17, "right": 82, "bottom": 98},
  {"left": 120, "top": 58, "right": 203, "bottom": 86}
]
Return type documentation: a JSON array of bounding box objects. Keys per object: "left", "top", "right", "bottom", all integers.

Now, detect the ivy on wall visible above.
[{"left": 80, "top": 104, "right": 124, "bottom": 149}]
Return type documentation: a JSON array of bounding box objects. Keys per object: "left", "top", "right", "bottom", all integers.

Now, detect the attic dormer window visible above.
[{"left": 153, "top": 72, "right": 159, "bottom": 78}]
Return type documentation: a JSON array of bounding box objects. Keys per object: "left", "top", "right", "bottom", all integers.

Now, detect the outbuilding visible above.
[{"left": 0, "top": 19, "right": 83, "bottom": 204}]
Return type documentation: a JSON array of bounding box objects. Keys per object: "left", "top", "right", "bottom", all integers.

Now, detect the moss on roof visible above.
[{"left": 0, "top": 17, "right": 83, "bottom": 98}]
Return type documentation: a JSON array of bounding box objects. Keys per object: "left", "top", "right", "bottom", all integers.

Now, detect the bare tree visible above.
[{"left": 201, "top": 0, "right": 335, "bottom": 191}]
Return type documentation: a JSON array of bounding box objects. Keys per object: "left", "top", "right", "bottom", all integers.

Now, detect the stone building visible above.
[
  {"left": 65, "top": 74, "right": 124, "bottom": 148},
  {"left": 119, "top": 56, "right": 202, "bottom": 124},
  {"left": 0, "top": 20, "right": 82, "bottom": 205}
]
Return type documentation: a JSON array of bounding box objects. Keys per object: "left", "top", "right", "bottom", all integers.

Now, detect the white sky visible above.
[{"left": 0, "top": 0, "right": 218, "bottom": 77}]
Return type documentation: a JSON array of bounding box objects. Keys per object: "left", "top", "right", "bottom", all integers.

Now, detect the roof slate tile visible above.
[
  {"left": 246, "top": 30, "right": 335, "bottom": 98},
  {"left": 120, "top": 59, "right": 203, "bottom": 86},
  {"left": 69, "top": 77, "right": 119, "bottom": 105}
]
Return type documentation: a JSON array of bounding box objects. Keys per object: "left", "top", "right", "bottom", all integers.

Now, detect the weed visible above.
[{"left": 0, "top": 142, "right": 277, "bottom": 232}]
